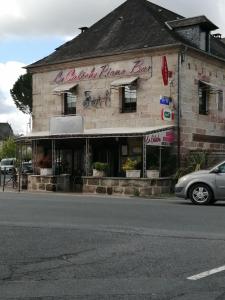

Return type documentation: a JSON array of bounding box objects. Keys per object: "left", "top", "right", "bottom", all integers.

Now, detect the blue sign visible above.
[{"left": 160, "top": 96, "right": 171, "bottom": 106}]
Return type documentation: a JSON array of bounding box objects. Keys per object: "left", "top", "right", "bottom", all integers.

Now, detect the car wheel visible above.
[{"left": 189, "top": 183, "right": 212, "bottom": 205}]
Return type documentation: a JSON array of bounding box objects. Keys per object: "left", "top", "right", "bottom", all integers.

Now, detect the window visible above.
[
  {"left": 121, "top": 85, "right": 137, "bottom": 113},
  {"left": 217, "top": 91, "right": 223, "bottom": 112},
  {"left": 64, "top": 92, "right": 77, "bottom": 115},
  {"left": 199, "top": 82, "right": 209, "bottom": 115}
]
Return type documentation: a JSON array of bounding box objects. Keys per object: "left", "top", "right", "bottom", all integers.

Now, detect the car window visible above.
[{"left": 218, "top": 163, "right": 225, "bottom": 173}]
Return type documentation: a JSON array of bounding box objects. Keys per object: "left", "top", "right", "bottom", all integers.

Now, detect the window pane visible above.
[
  {"left": 199, "top": 83, "right": 208, "bottom": 115},
  {"left": 64, "top": 92, "right": 76, "bottom": 115},
  {"left": 122, "top": 85, "right": 137, "bottom": 113},
  {"left": 218, "top": 91, "right": 223, "bottom": 111}
]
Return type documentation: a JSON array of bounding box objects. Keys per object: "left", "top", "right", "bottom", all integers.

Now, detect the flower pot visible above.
[
  {"left": 93, "top": 169, "right": 106, "bottom": 177},
  {"left": 126, "top": 170, "right": 141, "bottom": 178},
  {"left": 40, "top": 168, "right": 53, "bottom": 176},
  {"left": 147, "top": 170, "right": 159, "bottom": 178}
]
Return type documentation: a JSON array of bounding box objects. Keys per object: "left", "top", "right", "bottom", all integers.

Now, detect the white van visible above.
[{"left": 0, "top": 158, "right": 16, "bottom": 174}]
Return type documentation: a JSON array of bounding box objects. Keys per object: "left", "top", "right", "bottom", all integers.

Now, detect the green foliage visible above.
[
  {"left": 174, "top": 151, "right": 208, "bottom": 181},
  {"left": 0, "top": 137, "right": 16, "bottom": 160},
  {"left": 92, "top": 162, "right": 109, "bottom": 171},
  {"left": 133, "top": 188, "right": 140, "bottom": 197},
  {"left": 122, "top": 158, "right": 138, "bottom": 171},
  {"left": 10, "top": 73, "right": 32, "bottom": 114}
]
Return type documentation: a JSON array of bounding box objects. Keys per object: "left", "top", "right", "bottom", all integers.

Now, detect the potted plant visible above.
[
  {"left": 92, "top": 162, "right": 108, "bottom": 177},
  {"left": 147, "top": 165, "right": 159, "bottom": 178},
  {"left": 39, "top": 155, "right": 53, "bottom": 176},
  {"left": 122, "top": 158, "right": 140, "bottom": 178}
]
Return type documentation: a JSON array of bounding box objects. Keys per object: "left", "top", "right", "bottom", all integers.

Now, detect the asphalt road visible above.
[{"left": 0, "top": 191, "right": 225, "bottom": 299}]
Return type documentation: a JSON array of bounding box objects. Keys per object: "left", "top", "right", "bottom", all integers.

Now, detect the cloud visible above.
[
  {"left": 1, "top": 0, "right": 224, "bottom": 38},
  {"left": 0, "top": 61, "right": 29, "bottom": 134}
]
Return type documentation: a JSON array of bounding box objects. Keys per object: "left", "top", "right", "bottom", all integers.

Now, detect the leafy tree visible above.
[
  {"left": 10, "top": 73, "right": 32, "bottom": 114},
  {"left": 0, "top": 137, "right": 16, "bottom": 160}
]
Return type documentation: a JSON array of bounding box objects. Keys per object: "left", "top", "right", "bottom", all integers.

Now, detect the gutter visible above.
[{"left": 25, "top": 43, "right": 183, "bottom": 72}]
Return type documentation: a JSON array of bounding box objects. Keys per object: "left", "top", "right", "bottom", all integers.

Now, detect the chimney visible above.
[{"left": 79, "top": 27, "right": 88, "bottom": 33}]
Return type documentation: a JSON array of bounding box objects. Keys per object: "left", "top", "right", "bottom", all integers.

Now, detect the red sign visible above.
[
  {"left": 161, "top": 56, "right": 169, "bottom": 86},
  {"left": 145, "top": 129, "right": 175, "bottom": 146},
  {"left": 161, "top": 108, "right": 174, "bottom": 121}
]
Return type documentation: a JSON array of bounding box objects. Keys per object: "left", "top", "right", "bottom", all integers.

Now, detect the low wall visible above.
[
  {"left": 82, "top": 177, "right": 173, "bottom": 196},
  {"left": 28, "top": 174, "right": 70, "bottom": 192}
]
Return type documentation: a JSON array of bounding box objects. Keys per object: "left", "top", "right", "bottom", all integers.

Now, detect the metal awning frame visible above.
[{"left": 17, "top": 126, "right": 175, "bottom": 142}]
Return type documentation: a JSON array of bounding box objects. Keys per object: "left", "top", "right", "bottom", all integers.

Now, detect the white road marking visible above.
[{"left": 187, "top": 265, "right": 225, "bottom": 280}]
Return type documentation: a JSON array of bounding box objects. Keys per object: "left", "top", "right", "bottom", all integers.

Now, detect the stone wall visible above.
[
  {"left": 82, "top": 177, "right": 173, "bottom": 196},
  {"left": 32, "top": 51, "right": 177, "bottom": 132},
  {"left": 28, "top": 174, "right": 70, "bottom": 192}
]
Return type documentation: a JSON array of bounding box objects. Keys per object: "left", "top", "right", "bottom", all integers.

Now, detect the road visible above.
[{"left": 0, "top": 191, "right": 225, "bottom": 299}]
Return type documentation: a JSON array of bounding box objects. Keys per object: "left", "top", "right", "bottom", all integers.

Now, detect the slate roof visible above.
[
  {"left": 0, "top": 123, "right": 13, "bottom": 140},
  {"left": 27, "top": 0, "right": 225, "bottom": 69}
]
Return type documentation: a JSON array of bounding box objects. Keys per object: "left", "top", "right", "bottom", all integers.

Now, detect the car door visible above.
[{"left": 215, "top": 162, "right": 225, "bottom": 199}]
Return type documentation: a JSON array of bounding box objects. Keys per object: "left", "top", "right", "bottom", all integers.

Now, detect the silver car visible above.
[{"left": 175, "top": 160, "right": 225, "bottom": 205}]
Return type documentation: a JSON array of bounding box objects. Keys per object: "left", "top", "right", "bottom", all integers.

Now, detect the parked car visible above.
[
  {"left": 175, "top": 160, "right": 225, "bottom": 205},
  {"left": 21, "top": 161, "right": 33, "bottom": 174},
  {"left": 0, "top": 158, "right": 16, "bottom": 174}
]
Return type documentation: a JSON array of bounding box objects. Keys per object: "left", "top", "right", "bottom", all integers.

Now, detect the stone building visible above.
[{"left": 22, "top": 0, "right": 225, "bottom": 194}]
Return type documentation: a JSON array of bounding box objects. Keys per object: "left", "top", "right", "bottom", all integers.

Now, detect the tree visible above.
[
  {"left": 10, "top": 73, "right": 32, "bottom": 114},
  {"left": 0, "top": 137, "right": 16, "bottom": 160}
]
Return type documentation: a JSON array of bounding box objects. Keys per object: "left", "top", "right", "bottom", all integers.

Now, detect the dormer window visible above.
[{"left": 166, "top": 16, "right": 218, "bottom": 53}]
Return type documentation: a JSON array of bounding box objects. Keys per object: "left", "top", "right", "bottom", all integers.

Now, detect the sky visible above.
[{"left": 1, "top": 0, "right": 225, "bottom": 135}]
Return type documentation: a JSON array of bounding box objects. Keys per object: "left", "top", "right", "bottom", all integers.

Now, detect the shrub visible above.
[
  {"left": 92, "top": 162, "right": 108, "bottom": 171},
  {"left": 122, "top": 158, "right": 138, "bottom": 171}
]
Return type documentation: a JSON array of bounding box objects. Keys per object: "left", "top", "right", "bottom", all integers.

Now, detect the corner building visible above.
[{"left": 22, "top": 0, "right": 225, "bottom": 194}]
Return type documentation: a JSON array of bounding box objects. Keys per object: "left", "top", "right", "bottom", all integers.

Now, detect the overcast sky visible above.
[{"left": 1, "top": 0, "right": 225, "bottom": 134}]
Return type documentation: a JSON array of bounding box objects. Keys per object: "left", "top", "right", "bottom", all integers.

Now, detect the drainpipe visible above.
[{"left": 177, "top": 52, "right": 181, "bottom": 169}]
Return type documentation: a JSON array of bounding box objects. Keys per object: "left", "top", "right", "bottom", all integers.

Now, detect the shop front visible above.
[{"left": 18, "top": 123, "right": 175, "bottom": 195}]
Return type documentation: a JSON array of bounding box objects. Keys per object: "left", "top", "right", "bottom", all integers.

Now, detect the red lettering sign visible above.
[
  {"left": 53, "top": 60, "right": 152, "bottom": 84},
  {"left": 161, "top": 56, "right": 168, "bottom": 86}
]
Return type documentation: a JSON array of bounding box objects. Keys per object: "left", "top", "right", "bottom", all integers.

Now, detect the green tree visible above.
[
  {"left": 0, "top": 138, "right": 16, "bottom": 160},
  {"left": 10, "top": 73, "right": 32, "bottom": 114}
]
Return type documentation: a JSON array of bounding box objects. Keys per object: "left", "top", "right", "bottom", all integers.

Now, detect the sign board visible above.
[
  {"left": 161, "top": 108, "right": 174, "bottom": 121},
  {"left": 160, "top": 96, "right": 171, "bottom": 106},
  {"left": 145, "top": 129, "right": 175, "bottom": 147},
  {"left": 161, "top": 56, "right": 169, "bottom": 86},
  {"left": 50, "top": 115, "right": 84, "bottom": 135},
  {"left": 53, "top": 58, "right": 153, "bottom": 84}
]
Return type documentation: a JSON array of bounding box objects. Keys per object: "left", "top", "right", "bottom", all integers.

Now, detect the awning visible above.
[
  {"left": 110, "top": 76, "right": 138, "bottom": 87},
  {"left": 17, "top": 125, "right": 174, "bottom": 140},
  {"left": 199, "top": 80, "right": 224, "bottom": 94},
  {"left": 53, "top": 83, "right": 78, "bottom": 94}
]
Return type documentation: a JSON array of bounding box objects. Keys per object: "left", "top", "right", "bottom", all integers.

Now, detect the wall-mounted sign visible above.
[
  {"left": 161, "top": 108, "right": 174, "bottom": 121},
  {"left": 161, "top": 56, "right": 169, "bottom": 86},
  {"left": 160, "top": 96, "right": 171, "bottom": 106},
  {"left": 53, "top": 58, "right": 153, "bottom": 84},
  {"left": 145, "top": 129, "right": 175, "bottom": 147}
]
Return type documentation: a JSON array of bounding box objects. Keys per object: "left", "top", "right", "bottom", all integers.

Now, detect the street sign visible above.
[
  {"left": 161, "top": 108, "right": 174, "bottom": 121},
  {"left": 160, "top": 96, "right": 171, "bottom": 106}
]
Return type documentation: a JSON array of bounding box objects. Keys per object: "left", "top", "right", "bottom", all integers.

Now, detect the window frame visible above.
[
  {"left": 217, "top": 90, "right": 223, "bottom": 112},
  {"left": 198, "top": 82, "right": 209, "bottom": 115},
  {"left": 121, "top": 84, "right": 137, "bottom": 113},
  {"left": 64, "top": 92, "right": 77, "bottom": 115}
]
